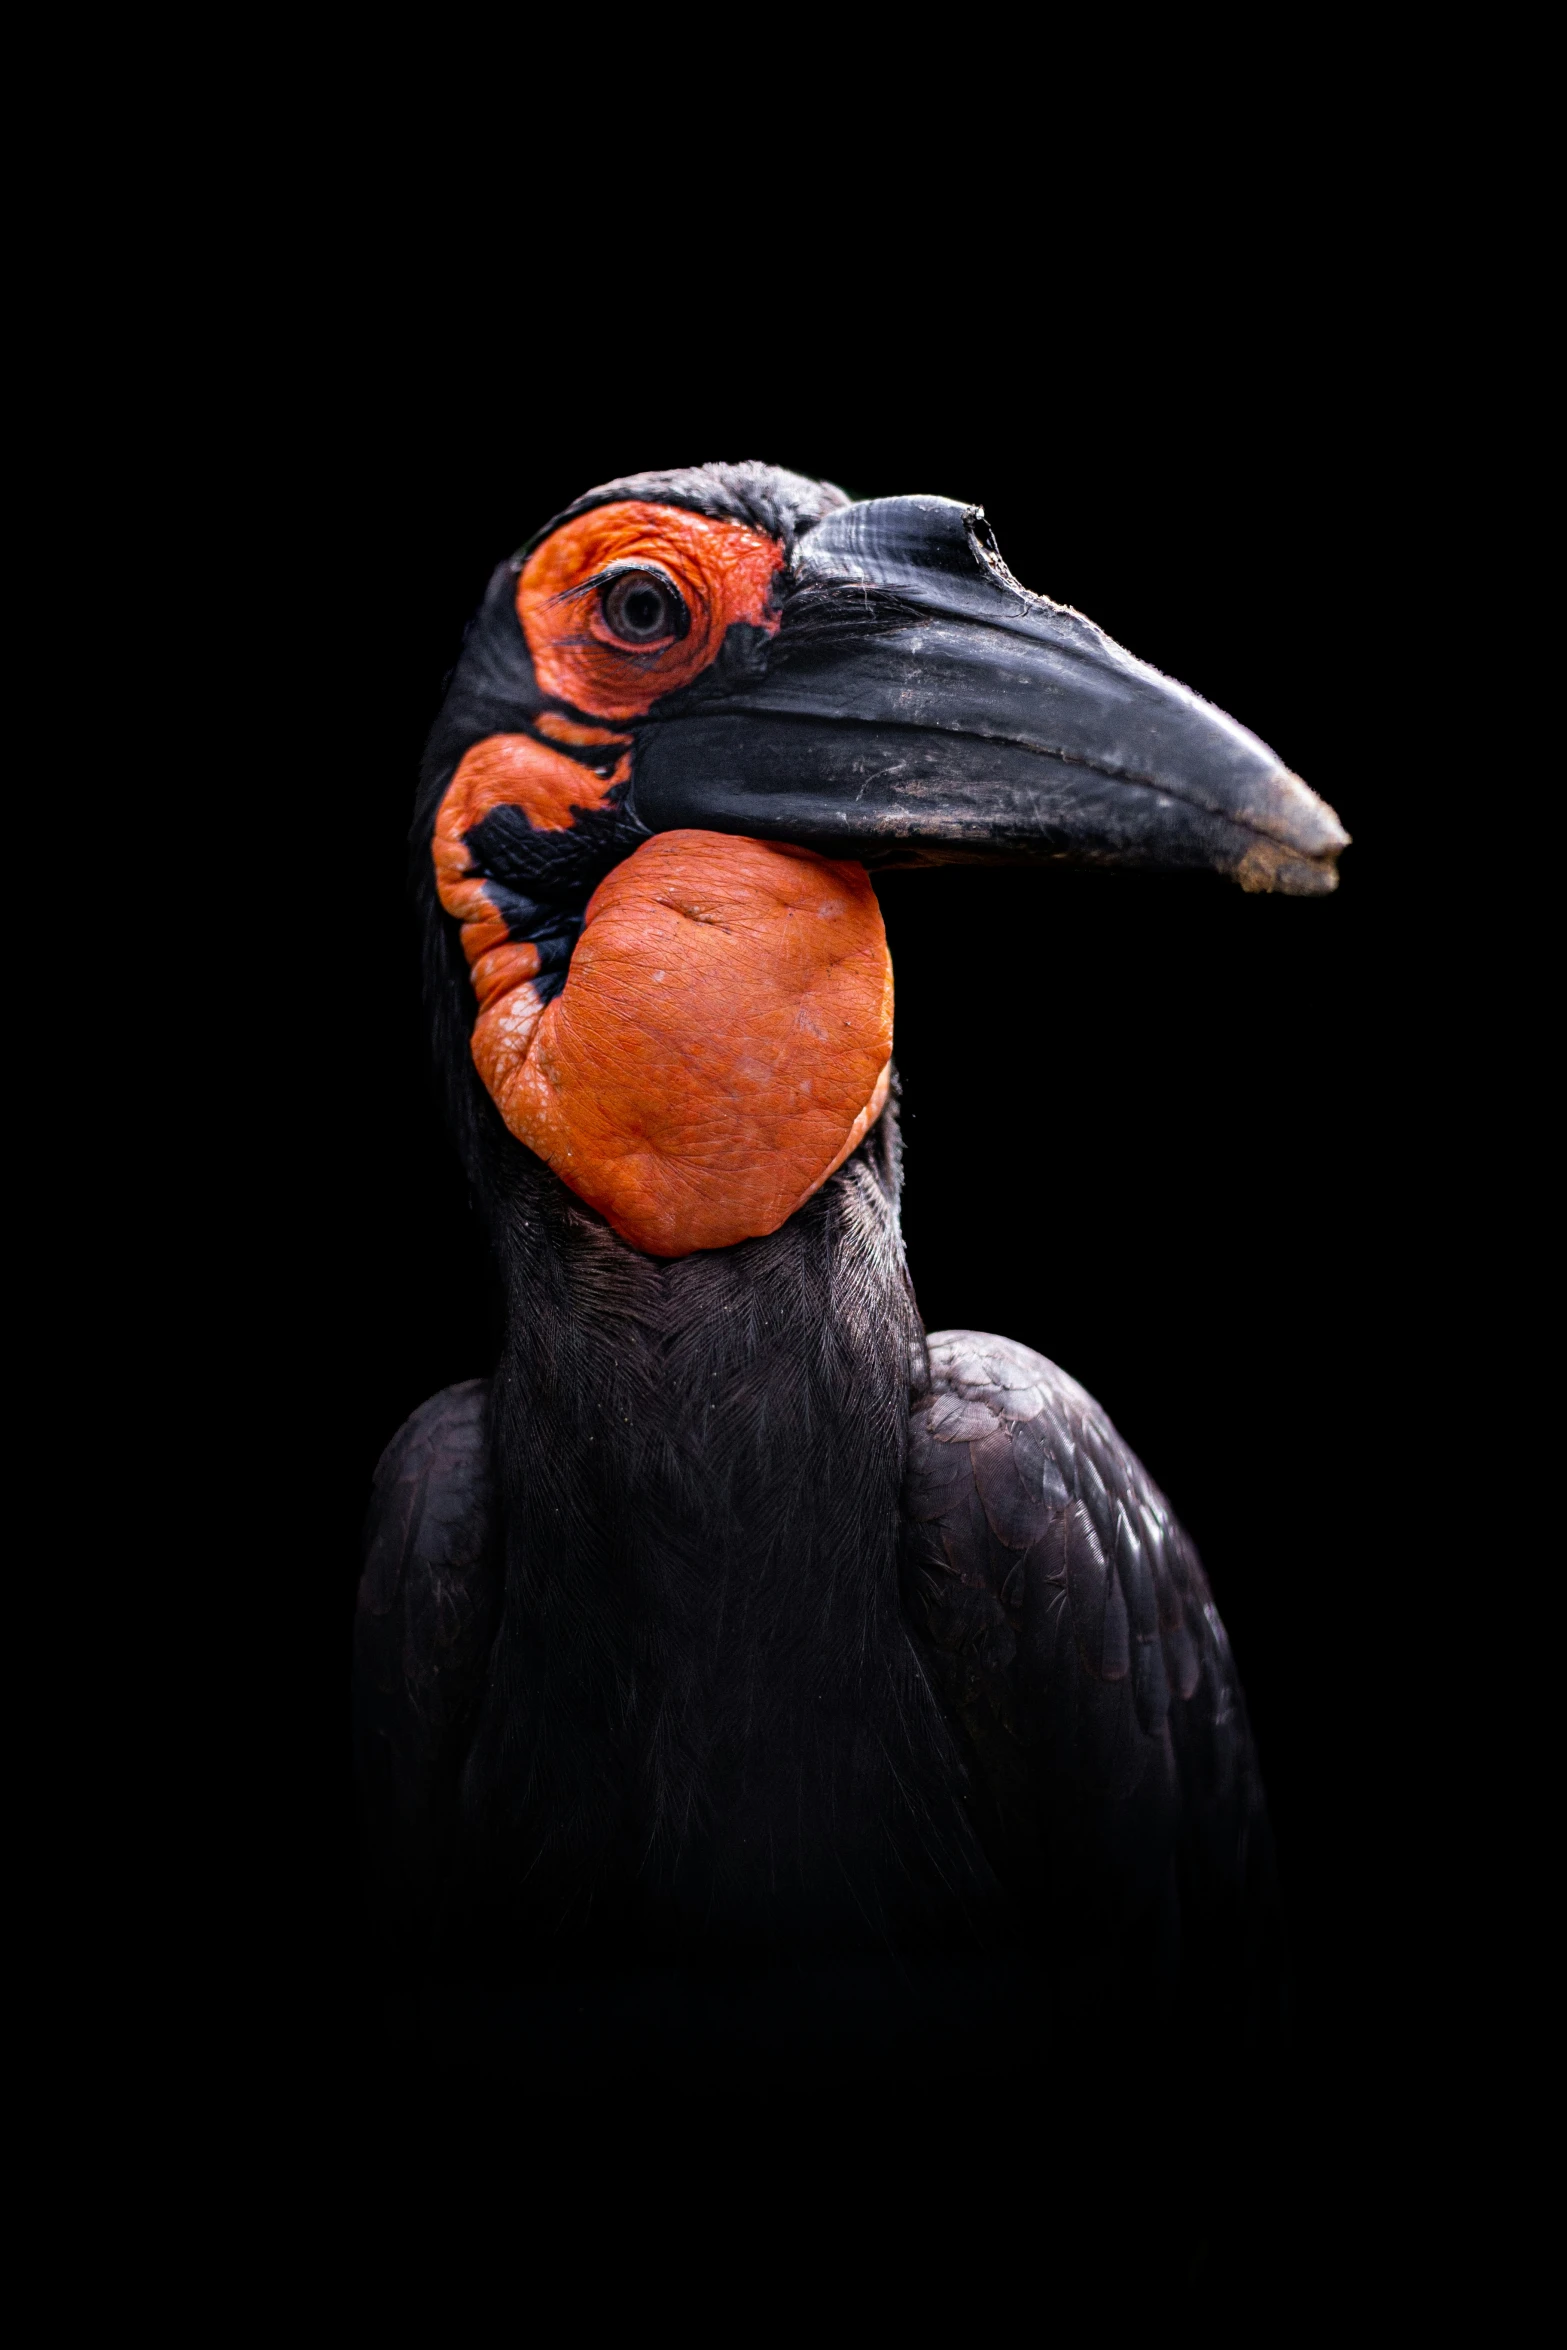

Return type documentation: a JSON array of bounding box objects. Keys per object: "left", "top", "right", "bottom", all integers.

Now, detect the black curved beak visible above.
[{"left": 630, "top": 496, "right": 1348, "bottom": 895}]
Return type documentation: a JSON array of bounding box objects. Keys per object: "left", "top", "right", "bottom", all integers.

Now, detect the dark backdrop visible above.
[{"left": 245, "top": 315, "right": 1447, "bottom": 2127}]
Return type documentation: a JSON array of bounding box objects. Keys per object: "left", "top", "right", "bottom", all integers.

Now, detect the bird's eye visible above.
[{"left": 601, "top": 569, "right": 684, "bottom": 646}]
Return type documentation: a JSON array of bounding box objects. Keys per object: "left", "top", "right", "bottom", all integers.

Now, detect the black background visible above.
[{"left": 229, "top": 232, "right": 1473, "bottom": 2177}]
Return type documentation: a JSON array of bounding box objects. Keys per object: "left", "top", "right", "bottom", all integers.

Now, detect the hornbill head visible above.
[{"left": 418, "top": 461, "right": 1348, "bottom": 1258}]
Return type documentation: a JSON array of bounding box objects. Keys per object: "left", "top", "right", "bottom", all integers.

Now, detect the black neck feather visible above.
[{"left": 450, "top": 1092, "right": 998, "bottom": 1961}]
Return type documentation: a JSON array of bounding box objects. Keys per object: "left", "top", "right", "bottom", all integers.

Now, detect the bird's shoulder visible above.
[
  {"left": 902, "top": 1330, "right": 1269, "bottom": 1934},
  {"left": 356, "top": 1378, "right": 501, "bottom": 1750},
  {"left": 904, "top": 1328, "right": 1214, "bottom": 1702}
]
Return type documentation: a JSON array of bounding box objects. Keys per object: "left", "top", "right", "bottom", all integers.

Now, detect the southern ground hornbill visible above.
[{"left": 354, "top": 461, "right": 1348, "bottom": 2084}]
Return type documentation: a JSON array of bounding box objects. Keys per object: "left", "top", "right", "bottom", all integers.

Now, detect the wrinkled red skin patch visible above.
[
  {"left": 433, "top": 506, "right": 888, "bottom": 1255},
  {"left": 471, "top": 831, "right": 893, "bottom": 1258},
  {"left": 431, "top": 734, "right": 624, "bottom": 1008},
  {"left": 433, "top": 502, "right": 784, "bottom": 988},
  {"left": 518, "top": 502, "right": 783, "bottom": 720}
]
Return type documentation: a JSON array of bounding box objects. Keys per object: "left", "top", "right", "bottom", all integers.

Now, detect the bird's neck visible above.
[{"left": 457, "top": 1096, "right": 976, "bottom": 1948}]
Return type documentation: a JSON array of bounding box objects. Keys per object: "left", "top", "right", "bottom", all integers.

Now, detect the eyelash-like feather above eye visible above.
[
  {"left": 518, "top": 503, "right": 783, "bottom": 721},
  {"left": 547, "top": 564, "right": 689, "bottom": 645}
]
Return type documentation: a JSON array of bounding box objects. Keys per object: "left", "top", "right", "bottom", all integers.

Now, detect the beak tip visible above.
[
  {"left": 1234, "top": 838, "right": 1344, "bottom": 897},
  {"left": 1232, "top": 770, "right": 1349, "bottom": 896}
]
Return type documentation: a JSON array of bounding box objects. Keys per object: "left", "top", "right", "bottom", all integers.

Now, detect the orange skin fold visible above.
[
  {"left": 432, "top": 734, "right": 610, "bottom": 1012},
  {"left": 432, "top": 500, "right": 890, "bottom": 1256},
  {"left": 469, "top": 832, "right": 893, "bottom": 1258}
]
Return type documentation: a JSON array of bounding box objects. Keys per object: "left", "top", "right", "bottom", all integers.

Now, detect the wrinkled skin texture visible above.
[
  {"left": 468, "top": 831, "right": 893, "bottom": 1257},
  {"left": 518, "top": 501, "right": 783, "bottom": 719},
  {"left": 432, "top": 503, "right": 887, "bottom": 1256}
]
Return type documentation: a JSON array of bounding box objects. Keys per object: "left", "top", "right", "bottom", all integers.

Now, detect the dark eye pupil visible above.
[{"left": 604, "top": 571, "right": 676, "bottom": 643}]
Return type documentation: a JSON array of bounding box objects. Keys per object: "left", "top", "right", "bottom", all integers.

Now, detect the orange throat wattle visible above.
[{"left": 450, "top": 829, "right": 894, "bottom": 1258}]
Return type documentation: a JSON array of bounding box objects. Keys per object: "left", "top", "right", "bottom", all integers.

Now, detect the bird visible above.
[{"left": 353, "top": 460, "right": 1348, "bottom": 2085}]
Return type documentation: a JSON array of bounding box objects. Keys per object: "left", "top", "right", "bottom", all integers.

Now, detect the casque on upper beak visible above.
[{"left": 630, "top": 496, "right": 1349, "bottom": 894}]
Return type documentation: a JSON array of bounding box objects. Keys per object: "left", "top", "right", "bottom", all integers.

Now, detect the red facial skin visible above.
[
  {"left": 517, "top": 501, "right": 784, "bottom": 719},
  {"left": 433, "top": 503, "right": 893, "bottom": 1258},
  {"left": 471, "top": 830, "right": 893, "bottom": 1257}
]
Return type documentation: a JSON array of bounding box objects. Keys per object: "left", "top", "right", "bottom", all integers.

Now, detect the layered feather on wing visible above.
[
  {"left": 902, "top": 1331, "right": 1285, "bottom": 2038},
  {"left": 353, "top": 1379, "right": 501, "bottom": 1931}
]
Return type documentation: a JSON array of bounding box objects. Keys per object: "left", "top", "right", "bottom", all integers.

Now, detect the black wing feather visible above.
[
  {"left": 353, "top": 1379, "right": 501, "bottom": 1934},
  {"left": 902, "top": 1330, "right": 1286, "bottom": 2042}
]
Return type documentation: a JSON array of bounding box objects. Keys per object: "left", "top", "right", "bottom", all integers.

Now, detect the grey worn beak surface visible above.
[{"left": 633, "top": 496, "right": 1350, "bottom": 894}]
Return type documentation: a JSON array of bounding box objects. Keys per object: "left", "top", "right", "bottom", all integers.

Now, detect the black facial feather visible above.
[
  {"left": 409, "top": 550, "right": 651, "bottom": 1189},
  {"left": 535, "top": 458, "right": 849, "bottom": 559},
  {"left": 769, "top": 577, "right": 935, "bottom": 660}
]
